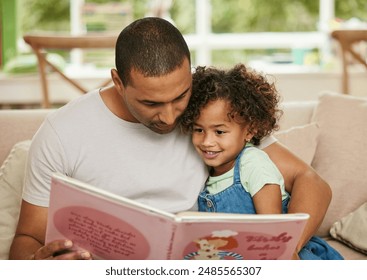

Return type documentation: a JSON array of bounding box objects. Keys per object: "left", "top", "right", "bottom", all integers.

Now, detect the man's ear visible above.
[{"left": 111, "top": 69, "right": 125, "bottom": 93}]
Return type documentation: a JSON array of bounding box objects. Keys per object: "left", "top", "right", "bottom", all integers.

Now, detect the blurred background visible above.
[{"left": 1, "top": 0, "right": 366, "bottom": 107}]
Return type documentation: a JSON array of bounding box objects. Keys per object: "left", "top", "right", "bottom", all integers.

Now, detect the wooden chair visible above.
[
  {"left": 331, "top": 29, "right": 367, "bottom": 94},
  {"left": 23, "top": 34, "right": 117, "bottom": 108}
]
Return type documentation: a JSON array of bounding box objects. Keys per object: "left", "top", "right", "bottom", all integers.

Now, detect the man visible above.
[{"left": 9, "top": 17, "right": 331, "bottom": 260}]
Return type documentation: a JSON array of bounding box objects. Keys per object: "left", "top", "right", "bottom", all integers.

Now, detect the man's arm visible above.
[
  {"left": 9, "top": 200, "right": 92, "bottom": 260},
  {"left": 263, "top": 141, "right": 332, "bottom": 253}
]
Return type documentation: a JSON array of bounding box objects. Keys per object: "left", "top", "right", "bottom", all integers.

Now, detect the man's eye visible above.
[
  {"left": 175, "top": 93, "right": 186, "bottom": 101},
  {"left": 144, "top": 102, "right": 159, "bottom": 107},
  {"left": 216, "top": 130, "right": 225, "bottom": 135}
]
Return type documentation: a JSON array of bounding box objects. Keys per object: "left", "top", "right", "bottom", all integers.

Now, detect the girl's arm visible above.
[{"left": 252, "top": 184, "right": 283, "bottom": 214}]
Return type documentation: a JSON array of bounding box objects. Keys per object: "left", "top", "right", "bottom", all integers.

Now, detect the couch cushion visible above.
[
  {"left": 311, "top": 92, "right": 367, "bottom": 237},
  {"left": 0, "top": 140, "right": 30, "bottom": 260},
  {"left": 278, "top": 101, "right": 317, "bottom": 130},
  {"left": 330, "top": 202, "right": 367, "bottom": 255},
  {"left": 323, "top": 237, "right": 367, "bottom": 260},
  {"left": 275, "top": 122, "right": 319, "bottom": 165}
]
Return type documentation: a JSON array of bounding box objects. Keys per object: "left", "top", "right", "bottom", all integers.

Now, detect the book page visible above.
[
  {"left": 46, "top": 174, "right": 175, "bottom": 260},
  {"left": 170, "top": 215, "right": 308, "bottom": 260}
]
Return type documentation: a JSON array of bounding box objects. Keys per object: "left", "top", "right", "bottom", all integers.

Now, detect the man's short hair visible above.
[{"left": 115, "top": 17, "right": 191, "bottom": 86}]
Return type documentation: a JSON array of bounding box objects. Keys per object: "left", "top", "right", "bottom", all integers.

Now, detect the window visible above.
[
  {"left": 184, "top": 0, "right": 332, "bottom": 69},
  {"left": 17, "top": 0, "right": 367, "bottom": 72}
]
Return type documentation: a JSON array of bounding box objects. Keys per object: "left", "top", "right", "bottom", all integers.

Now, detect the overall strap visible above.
[{"left": 233, "top": 145, "right": 251, "bottom": 184}]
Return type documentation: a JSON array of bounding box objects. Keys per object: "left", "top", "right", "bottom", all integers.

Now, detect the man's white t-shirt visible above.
[{"left": 23, "top": 90, "right": 276, "bottom": 213}]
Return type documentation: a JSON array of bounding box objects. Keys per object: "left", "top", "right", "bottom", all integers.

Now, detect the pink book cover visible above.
[{"left": 46, "top": 173, "right": 309, "bottom": 260}]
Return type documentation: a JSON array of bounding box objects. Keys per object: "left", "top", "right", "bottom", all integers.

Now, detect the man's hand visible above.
[
  {"left": 9, "top": 201, "right": 92, "bottom": 260},
  {"left": 30, "top": 239, "right": 92, "bottom": 260},
  {"left": 292, "top": 251, "right": 300, "bottom": 260}
]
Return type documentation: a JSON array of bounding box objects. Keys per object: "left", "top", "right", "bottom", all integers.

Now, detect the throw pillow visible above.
[
  {"left": 311, "top": 92, "right": 367, "bottom": 237},
  {"left": 274, "top": 122, "right": 319, "bottom": 165},
  {"left": 0, "top": 140, "right": 31, "bottom": 260},
  {"left": 330, "top": 202, "right": 367, "bottom": 254}
]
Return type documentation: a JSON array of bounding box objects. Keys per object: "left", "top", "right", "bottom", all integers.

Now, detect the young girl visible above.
[{"left": 180, "top": 64, "right": 343, "bottom": 260}]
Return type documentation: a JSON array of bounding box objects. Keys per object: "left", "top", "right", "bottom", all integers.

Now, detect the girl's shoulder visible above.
[{"left": 239, "top": 144, "right": 272, "bottom": 165}]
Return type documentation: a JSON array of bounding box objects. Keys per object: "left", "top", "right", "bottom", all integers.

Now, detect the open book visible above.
[{"left": 46, "top": 173, "right": 309, "bottom": 260}]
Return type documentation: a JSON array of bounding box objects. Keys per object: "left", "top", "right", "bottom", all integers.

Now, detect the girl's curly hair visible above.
[{"left": 180, "top": 64, "right": 283, "bottom": 145}]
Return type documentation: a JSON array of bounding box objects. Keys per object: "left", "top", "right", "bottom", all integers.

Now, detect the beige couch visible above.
[{"left": 1, "top": 91, "right": 367, "bottom": 260}]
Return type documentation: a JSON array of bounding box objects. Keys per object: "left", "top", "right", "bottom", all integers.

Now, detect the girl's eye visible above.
[
  {"left": 193, "top": 128, "right": 203, "bottom": 133},
  {"left": 216, "top": 130, "right": 225, "bottom": 135}
]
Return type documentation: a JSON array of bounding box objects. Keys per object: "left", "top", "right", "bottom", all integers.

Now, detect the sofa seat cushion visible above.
[
  {"left": 311, "top": 92, "right": 367, "bottom": 237},
  {"left": 323, "top": 237, "right": 367, "bottom": 260},
  {"left": 0, "top": 140, "right": 31, "bottom": 259}
]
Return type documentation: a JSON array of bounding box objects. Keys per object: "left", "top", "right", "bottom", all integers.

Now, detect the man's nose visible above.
[{"left": 160, "top": 104, "right": 176, "bottom": 125}]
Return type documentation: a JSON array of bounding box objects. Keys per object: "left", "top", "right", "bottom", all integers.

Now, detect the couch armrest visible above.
[{"left": 0, "top": 109, "right": 53, "bottom": 165}]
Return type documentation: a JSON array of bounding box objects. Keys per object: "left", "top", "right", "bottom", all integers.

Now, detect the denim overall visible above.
[{"left": 198, "top": 147, "right": 344, "bottom": 260}]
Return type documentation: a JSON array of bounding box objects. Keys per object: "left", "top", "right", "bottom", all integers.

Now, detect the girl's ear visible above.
[
  {"left": 244, "top": 126, "right": 255, "bottom": 143},
  {"left": 245, "top": 133, "right": 254, "bottom": 143},
  {"left": 111, "top": 69, "right": 125, "bottom": 94}
]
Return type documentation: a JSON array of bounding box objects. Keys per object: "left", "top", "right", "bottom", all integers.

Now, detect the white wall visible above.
[
  {"left": 0, "top": 70, "right": 366, "bottom": 108},
  {"left": 274, "top": 71, "right": 367, "bottom": 101}
]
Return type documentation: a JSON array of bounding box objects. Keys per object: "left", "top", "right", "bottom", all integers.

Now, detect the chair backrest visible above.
[
  {"left": 23, "top": 34, "right": 117, "bottom": 108},
  {"left": 331, "top": 29, "right": 367, "bottom": 94}
]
